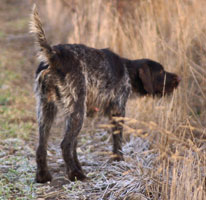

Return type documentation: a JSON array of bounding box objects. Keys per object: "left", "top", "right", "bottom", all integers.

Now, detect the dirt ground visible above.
[{"left": 0, "top": 1, "right": 152, "bottom": 199}]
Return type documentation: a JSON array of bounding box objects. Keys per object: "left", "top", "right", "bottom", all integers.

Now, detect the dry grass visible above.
[{"left": 36, "top": 0, "right": 206, "bottom": 199}]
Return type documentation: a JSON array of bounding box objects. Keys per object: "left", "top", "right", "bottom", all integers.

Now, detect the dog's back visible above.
[{"left": 35, "top": 44, "right": 131, "bottom": 117}]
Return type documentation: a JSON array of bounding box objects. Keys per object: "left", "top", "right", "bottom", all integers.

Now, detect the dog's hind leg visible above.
[
  {"left": 61, "top": 103, "right": 86, "bottom": 181},
  {"left": 60, "top": 76, "right": 86, "bottom": 181},
  {"left": 36, "top": 100, "right": 57, "bottom": 183},
  {"left": 73, "top": 139, "right": 83, "bottom": 171}
]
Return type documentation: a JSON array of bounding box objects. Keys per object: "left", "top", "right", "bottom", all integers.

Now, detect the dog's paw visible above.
[
  {"left": 35, "top": 170, "right": 52, "bottom": 183},
  {"left": 68, "top": 169, "right": 87, "bottom": 181}
]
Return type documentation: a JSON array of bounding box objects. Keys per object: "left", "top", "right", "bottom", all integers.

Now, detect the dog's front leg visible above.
[{"left": 111, "top": 111, "right": 125, "bottom": 161}]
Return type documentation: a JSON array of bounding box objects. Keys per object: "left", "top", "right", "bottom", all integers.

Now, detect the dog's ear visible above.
[{"left": 138, "top": 65, "right": 154, "bottom": 94}]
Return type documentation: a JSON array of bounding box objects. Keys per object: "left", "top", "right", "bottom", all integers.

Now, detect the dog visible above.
[{"left": 30, "top": 5, "right": 181, "bottom": 183}]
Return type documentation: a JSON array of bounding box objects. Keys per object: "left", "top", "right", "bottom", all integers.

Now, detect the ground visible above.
[{"left": 0, "top": 1, "right": 151, "bottom": 199}]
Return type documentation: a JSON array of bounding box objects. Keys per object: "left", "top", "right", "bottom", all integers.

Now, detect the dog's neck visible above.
[{"left": 122, "top": 58, "right": 148, "bottom": 96}]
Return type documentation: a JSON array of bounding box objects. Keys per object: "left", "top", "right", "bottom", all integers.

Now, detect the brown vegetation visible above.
[
  {"left": 41, "top": 0, "right": 206, "bottom": 199},
  {"left": 1, "top": 0, "right": 206, "bottom": 199}
]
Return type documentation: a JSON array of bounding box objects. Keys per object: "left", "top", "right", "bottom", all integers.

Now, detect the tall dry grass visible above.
[{"left": 42, "top": 0, "right": 206, "bottom": 199}]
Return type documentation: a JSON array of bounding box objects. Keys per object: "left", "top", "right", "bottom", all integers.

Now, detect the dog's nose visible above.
[
  {"left": 176, "top": 76, "right": 181, "bottom": 83},
  {"left": 177, "top": 76, "right": 181, "bottom": 82}
]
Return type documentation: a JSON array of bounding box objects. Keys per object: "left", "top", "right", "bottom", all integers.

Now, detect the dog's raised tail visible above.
[{"left": 30, "top": 4, "right": 55, "bottom": 63}]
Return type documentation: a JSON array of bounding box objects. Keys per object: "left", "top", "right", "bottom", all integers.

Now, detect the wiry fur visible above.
[
  {"left": 30, "top": 4, "right": 54, "bottom": 63},
  {"left": 31, "top": 5, "right": 181, "bottom": 183}
]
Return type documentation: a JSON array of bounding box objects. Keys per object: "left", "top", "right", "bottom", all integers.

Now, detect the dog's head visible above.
[{"left": 129, "top": 59, "right": 181, "bottom": 96}]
